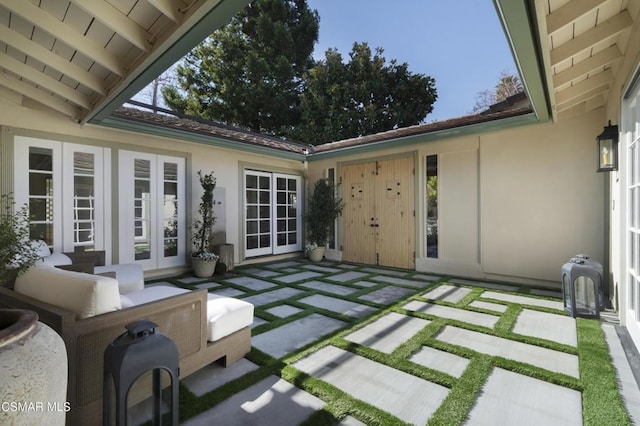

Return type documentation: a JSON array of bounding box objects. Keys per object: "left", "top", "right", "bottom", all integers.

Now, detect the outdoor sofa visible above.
[{"left": 0, "top": 245, "right": 253, "bottom": 425}]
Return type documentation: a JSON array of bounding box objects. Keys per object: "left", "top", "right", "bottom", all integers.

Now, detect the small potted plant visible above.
[
  {"left": 191, "top": 171, "right": 219, "bottom": 277},
  {"left": 304, "top": 179, "right": 343, "bottom": 262},
  {"left": 0, "top": 193, "right": 41, "bottom": 288}
]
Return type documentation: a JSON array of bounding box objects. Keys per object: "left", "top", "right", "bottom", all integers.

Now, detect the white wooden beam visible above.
[
  {"left": 553, "top": 45, "right": 621, "bottom": 87},
  {"left": 557, "top": 87, "right": 607, "bottom": 112},
  {"left": 546, "top": 0, "right": 604, "bottom": 34},
  {"left": 0, "top": 25, "right": 107, "bottom": 95},
  {"left": 70, "top": 0, "right": 154, "bottom": 52},
  {"left": 0, "top": 73, "right": 82, "bottom": 120},
  {"left": 0, "top": 51, "right": 93, "bottom": 109},
  {"left": 550, "top": 11, "right": 632, "bottom": 65},
  {"left": 146, "top": 0, "right": 182, "bottom": 23},
  {"left": 2, "top": 0, "right": 125, "bottom": 76},
  {"left": 555, "top": 70, "right": 612, "bottom": 105}
]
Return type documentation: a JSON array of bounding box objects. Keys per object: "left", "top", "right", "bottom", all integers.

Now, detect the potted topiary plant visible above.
[
  {"left": 191, "top": 171, "right": 219, "bottom": 277},
  {"left": 0, "top": 193, "right": 41, "bottom": 288},
  {"left": 304, "top": 179, "right": 343, "bottom": 262}
]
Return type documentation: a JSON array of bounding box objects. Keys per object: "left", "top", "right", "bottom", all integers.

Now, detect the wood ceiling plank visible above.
[
  {"left": 0, "top": 50, "right": 92, "bottom": 108},
  {"left": 553, "top": 45, "right": 621, "bottom": 87},
  {"left": 555, "top": 69, "right": 612, "bottom": 104},
  {"left": 557, "top": 86, "right": 608, "bottom": 111},
  {"left": 3, "top": 0, "right": 125, "bottom": 76},
  {"left": 550, "top": 10, "right": 632, "bottom": 65},
  {"left": 546, "top": 0, "right": 604, "bottom": 34},
  {"left": 0, "top": 25, "right": 107, "bottom": 94},
  {"left": 146, "top": 0, "right": 181, "bottom": 23},
  {"left": 71, "top": 0, "right": 153, "bottom": 52},
  {"left": 0, "top": 73, "right": 82, "bottom": 119}
]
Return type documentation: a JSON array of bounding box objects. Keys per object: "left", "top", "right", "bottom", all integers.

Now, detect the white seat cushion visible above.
[
  {"left": 125, "top": 286, "right": 254, "bottom": 341},
  {"left": 94, "top": 263, "right": 144, "bottom": 294}
]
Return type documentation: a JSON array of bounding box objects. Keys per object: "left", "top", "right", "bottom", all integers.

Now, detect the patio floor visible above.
[{"left": 143, "top": 259, "right": 640, "bottom": 425}]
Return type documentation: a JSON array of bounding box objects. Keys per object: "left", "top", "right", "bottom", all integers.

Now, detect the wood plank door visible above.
[
  {"left": 340, "top": 156, "right": 415, "bottom": 269},
  {"left": 341, "top": 162, "right": 377, "bottom": 264},
  {"left": 375, "top": 156, "right": 415, "bottom": 269}
]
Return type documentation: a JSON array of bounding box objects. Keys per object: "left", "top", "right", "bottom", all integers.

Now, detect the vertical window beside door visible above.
[{"left": 426, "top": 155, "right": 438, "bottom": 258}]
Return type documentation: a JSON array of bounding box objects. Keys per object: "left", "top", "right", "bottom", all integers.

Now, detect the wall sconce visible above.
[{"left": 597, "top": 120, "right": 619, "bottom": 172}]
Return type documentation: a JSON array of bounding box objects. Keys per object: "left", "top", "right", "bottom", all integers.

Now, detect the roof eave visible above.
[
  {"left": 100, "top": 115, "right": 307, "bottom": 161},
  {"left": 307, "top": 111, "right": 539, "bottom": 161},
  {"left": 493, "top": 0, "right": 552, "bottom": 123},
  {"left": 86, "top": 0, "right": 251, "bottom": 125}
]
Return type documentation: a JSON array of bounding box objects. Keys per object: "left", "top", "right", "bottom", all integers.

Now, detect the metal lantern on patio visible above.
[
  {"left": 103, "top": 319, "right": 179, "bottom": 425},
  {"left": 561, "top": 256, "right": 603, "bottom": 318}
]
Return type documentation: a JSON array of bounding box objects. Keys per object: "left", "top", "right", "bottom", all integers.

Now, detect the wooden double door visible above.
[{"left": 340, "top": 156, "right": 415, "bottom": 269}]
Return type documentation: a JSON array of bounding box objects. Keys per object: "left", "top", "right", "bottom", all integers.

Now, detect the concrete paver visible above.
[
  {"left": 437, "top": 325, "right": 580, "bottom": 378},
  {"left": 299, "top": 294, "right": 377, "bottom": 318},
  {"left": 241, "top": 287, "right": 304, "bottom": 306},
  {"left": 275, "top": 271, "right": 323, "bottom": 283},
  {"left": 513, "top": 309, "right": 577, "bottom": 346},
  {"left": 482, "top": 291, "right": 564, "bottom": 310},
  {"left": 449, "top": 278, "right": 519, "bottom": 292},
  {"left": 410, "top": 346, "right": 470, "bottom": 378},
  {"left": 243, "top": 267, "right": 281, "bottom": 278},
  {"left": 266, "top": 304, "right": 304, "bottom": 318},
  {"left": 327, "top": 271, "right": 369, "bottom": 282},
  {"left": 299, "top": 280, "right": 359, "bottom": 296},
  {"left": 225, "top": 276, "right": 276, "bottom": 291},
  {"left": 403, "top": 300, "right": 500, "bottom": 328},
  {"left": 182, "top": 359, "right": 259, "bottom": 397},
  {"left": 468, "top": 300, "right": 508, "bottom": 313},
  {"left": 372, "top": 275, "right": 433, "bottom": 288},
  {"left": 183, "top": 376, "right": 325, "bottom": 426},
  {"left": 422, "top": 284, "right": 472, "bottom": 303},
  {"left": 466, "top": 367, "right": 582, "bottom": 426},
  {"left": 358, "top": 286, "right": 414, "bottom": 304},
  {"left": 252, "top": 313, "right": 346, "bottom": 358},
  {"left": 344, "top": 312, "right": 430, "bottom": 353},
  {"left": 360, "top": 267, "right": 408, "bottom": 277},
  {"left": 293, "top": 345, "right": 449, "bottom": 425}
]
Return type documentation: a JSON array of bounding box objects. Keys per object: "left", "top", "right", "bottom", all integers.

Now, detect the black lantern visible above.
[
  {"left": 597, "top": 120, "right": 619, "bottom": 172},
  {"left": 103, "top": 319, "right": 179, "bottom": 425}
]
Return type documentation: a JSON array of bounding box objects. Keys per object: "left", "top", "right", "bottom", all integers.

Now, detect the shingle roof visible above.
[{"left": 112, "top": 96, "right": 532, "bottom": 156}]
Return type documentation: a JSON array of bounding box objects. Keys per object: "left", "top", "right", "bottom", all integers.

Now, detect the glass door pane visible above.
[
  {"left": 273, "top": 174, "right": 301, "bottom": 254},
  {"left": 28, "top": 147, "right": 55, "bottom": 245},
  {"left": 134, "top": 159, "right": 152, "bottom": 261},
  {"left": 245, "top": 170, "right": 273, "bottom": 256},
  {"left": 73, "top": 152, "right": 95, "bottom": 251}
]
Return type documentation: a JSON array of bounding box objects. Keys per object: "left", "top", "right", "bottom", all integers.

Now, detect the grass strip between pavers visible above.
[{"left": 160, "top": 261, "right": 632, "bottom": 425}]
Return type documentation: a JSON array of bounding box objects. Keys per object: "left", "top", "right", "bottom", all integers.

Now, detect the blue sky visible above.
[{"left": 305, "top": 0, "right": 517, "bottom": 122}]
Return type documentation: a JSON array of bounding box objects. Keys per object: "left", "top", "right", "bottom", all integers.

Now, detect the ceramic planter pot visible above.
[
  {"left": 309, "top": 246, "right": 326, "bottom": 262},
  {"left": 192, "top": 257, "right": 217, "bottom": 277},
  {"left": 0, "top": 309, "right": 68, "bottom": 425}
]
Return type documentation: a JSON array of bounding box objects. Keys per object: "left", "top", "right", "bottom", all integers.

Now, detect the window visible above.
[
  {"left": 426, "top": 155, "right": 438, "bottom": 258},
  {"left": 244, "top": 170, "right": 301, "bottom": 257}
]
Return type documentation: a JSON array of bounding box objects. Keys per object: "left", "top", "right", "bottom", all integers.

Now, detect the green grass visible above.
[{"left": 161, "top": 261, "right": 631, "bottom": 425}]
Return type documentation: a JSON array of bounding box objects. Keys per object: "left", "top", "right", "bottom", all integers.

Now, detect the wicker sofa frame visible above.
[{"left": 0, "top": 286, "right": 251, "bottom": 425}]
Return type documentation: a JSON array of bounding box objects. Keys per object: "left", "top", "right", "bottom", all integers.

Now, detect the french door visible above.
[
  {"left": 14, "top": 137, "right": 109, "bottom": 254},
  {"left": 118, "top": 151, "right": 185, "bottom": 270},
  {"left": 624, "top": 79, "right": 640, "bottom": 346},
  {"left": 244, "top": 170, "right": 301, "bottom": 257}
]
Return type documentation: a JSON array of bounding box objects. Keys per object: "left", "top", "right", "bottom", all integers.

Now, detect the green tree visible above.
[
  {"left": 291, "top": 42, "right": 438, "bottom": 145},
  {"left": 162, "top": 0, "right": 319, "bottom": 136}
]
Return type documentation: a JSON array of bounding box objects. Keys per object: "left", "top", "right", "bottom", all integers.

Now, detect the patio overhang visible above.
[{"left": 0, "top": 0, "right": 251, "bottom": 125}]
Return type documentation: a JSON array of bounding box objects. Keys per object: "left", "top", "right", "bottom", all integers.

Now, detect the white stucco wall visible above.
[
  {"left": 0, "top": 100, "right": 305, "bottom": 273},
  {"left": 308, "top": 109, "right": 606, "bottom": 286}
]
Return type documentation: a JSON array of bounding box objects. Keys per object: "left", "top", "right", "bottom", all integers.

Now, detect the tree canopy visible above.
[
  {"left": 162, "top": 0, "right": 319, "bottom": 136},
  {"left": 162, "top": 0, "right": 438, "bottom": 145},
  {"left": 291, "top": 43, "right": 437, "bottom": 145},
  {"left": 472, "top": 70, "right": 524, "bottom": 113}
]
